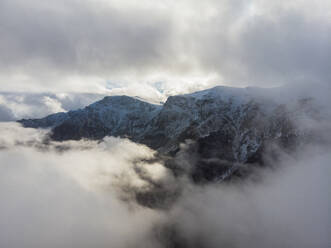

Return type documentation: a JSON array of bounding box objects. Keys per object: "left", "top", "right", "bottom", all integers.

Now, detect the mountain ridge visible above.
[{"left": 18, "top": 85, "right": 320, "bottom": 181}]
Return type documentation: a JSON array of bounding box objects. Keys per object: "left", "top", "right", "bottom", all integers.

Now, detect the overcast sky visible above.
[{"left": 0, "top": 0, "right": 330, "bottom": 94}]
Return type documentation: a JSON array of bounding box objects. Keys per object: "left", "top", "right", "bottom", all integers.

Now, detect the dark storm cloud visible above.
[{"left": 0, "top": 0, "right": 330, "bottom": 91}]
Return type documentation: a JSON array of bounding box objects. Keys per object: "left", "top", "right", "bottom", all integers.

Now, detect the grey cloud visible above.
[
  {"left": 0, "top": 0, "right": 330, "bottom": 92},
  {"left": 190, "top": 2, "right": 331, "bottom": 86},
  {"left": 166, "top": 150, "right": 330, "bottom": 247},
  {"left": 0, "top": 104, "right": 15, "bottom": 121},
  {"left": 0, "top": 0, "right": 174, "bottom": 76},
  {"left": 228, "top": 11, "right": 331, "bottom": 85}
]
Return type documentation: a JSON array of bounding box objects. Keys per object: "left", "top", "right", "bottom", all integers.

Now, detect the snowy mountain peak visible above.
[{"left": 18, "top": 85, "right": 322, "bottom": 181}]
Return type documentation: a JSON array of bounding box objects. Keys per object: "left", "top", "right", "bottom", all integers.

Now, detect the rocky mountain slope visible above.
[{"left": 18, "top": 86, "right": 321, "bottom": 181}]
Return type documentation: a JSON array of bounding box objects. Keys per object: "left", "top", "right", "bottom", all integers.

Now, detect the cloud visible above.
[
  {"left": 0, "top": 0, "right": 330, "bottom": 93},
  {"left": 0, "top": 92, "right": 108, "bottom": 119},
  {"left": 0, "top": 123, "right": 171, "bottom": 248},
  {"left": 196, "top": 1, "right": 331, "bottom": 86},
  {"left": 0, "top": 104, "right": 15, "bottom": 121},
  {"left": 164, "top": 147, "right": 331, "bottom": 247},
  {"left": 0, "top": 119, "right": 330, "bottom": 247},
  {"left": 0, "top": 149, "right": 163, "bottom": 248}
]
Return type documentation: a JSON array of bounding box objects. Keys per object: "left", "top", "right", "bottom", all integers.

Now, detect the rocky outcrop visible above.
[{"left": 18, "top": 86, "right": 320, "bottom": 181}]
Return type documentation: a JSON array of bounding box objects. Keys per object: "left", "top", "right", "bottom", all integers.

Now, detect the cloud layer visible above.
[
  {"left": 0, "top": 92, "right": 108, "bottom": 119},
  {"left": 0, "top": 0, "right": 330, "bottom": 92},
  {"left": 0, "top": 123, "right": 329, "bottom": 247},
  {"left": 0, "top": 123, "right": 169, "bottom": 248}
]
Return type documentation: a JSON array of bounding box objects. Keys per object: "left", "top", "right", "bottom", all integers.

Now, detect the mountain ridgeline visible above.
[{"left": 18, "top": 86, "right": 320, "bottom": 182}]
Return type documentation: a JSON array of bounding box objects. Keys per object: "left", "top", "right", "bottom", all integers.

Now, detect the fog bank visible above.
[{"left": 0, "top": 123, "right": 329, "bottom": 247}]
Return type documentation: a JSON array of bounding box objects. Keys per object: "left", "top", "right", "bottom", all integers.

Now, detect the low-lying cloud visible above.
[
  {"left": 0, "top": 123, "right": 169, "bottom": 248},
  {"left": 0, "top": 92, "right": 107, "bottom": 120},
  {"left": 167, "top": 148, "right": 330, "bottom": 247},
  {"left": 0, "top": 122, "right": 329, "bottom": 247}
]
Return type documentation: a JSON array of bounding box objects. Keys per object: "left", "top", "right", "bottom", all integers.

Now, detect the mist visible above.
[
  {"left": 166, "top": 147, "right": 330, "bottom": 247},
  {"left": 0, "top": 123, "right": 169, "bottom": 248},
  {"left": 0, "top": 120, "right": 329, "bottom": 248}
]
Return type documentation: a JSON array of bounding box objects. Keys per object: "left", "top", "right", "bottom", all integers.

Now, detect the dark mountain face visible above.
[{"left": 18, "top": 86, "right": 321, "bottom": 182}]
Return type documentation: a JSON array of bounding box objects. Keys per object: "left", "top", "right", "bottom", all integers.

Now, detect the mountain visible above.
[{"left": 18, "top": 86, "right": 321, "bottom": 181}]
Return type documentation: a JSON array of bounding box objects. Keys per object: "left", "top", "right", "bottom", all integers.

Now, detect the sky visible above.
[{"left": 0, "top": 0, "right": 330, "bottom": 96}]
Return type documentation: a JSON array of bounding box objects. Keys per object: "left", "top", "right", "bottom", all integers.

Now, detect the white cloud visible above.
[
  {"left": 0, "top": 123, "right": 169, "bottom": 248},
  {"left": 0, "top": 92, "right": 107, "bottom": 119},
  {"left": 0, "top": 122, "right": 329, "bottom": 247}
]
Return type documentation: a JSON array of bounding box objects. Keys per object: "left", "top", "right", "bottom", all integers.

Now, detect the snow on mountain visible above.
[{"left": 18, "top": 85, "right": 322, "bottom": 181}]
